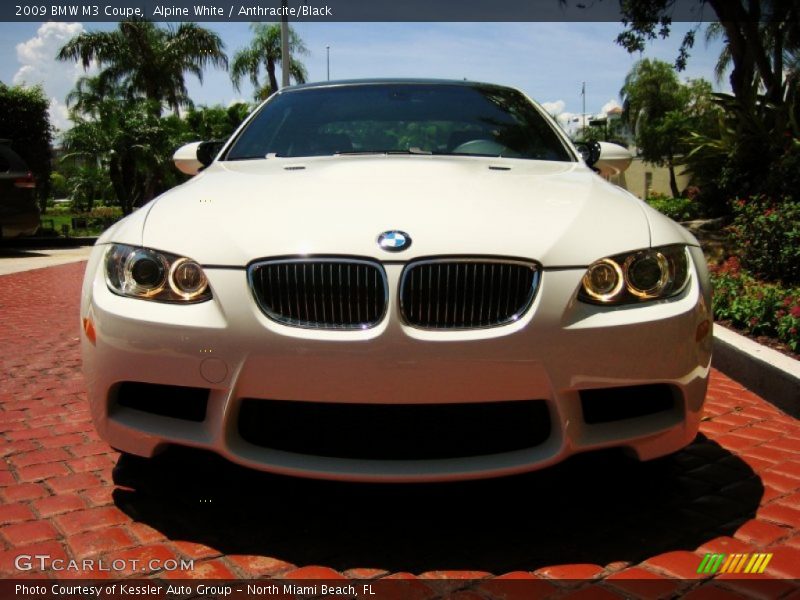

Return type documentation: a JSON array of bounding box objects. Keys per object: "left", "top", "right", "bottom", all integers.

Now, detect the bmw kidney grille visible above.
[
  {"left": 249, "top": 259, "right": 388, "bottom": 329},
  {"left": 400, "top": 259, "right": 540, "bottom": 329},
  {"left": 249, "top": 257, "right": 539, "bottom": 330}
]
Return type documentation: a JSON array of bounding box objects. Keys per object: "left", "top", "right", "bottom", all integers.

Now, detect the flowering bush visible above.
[
  {"left": 777, "top": 300, "right": 800, "bottom": 350},
  {"left": 730, "top": 195, "right": 800, "bottom": 285},
  {"left": 685, "top": 186, "right": 701, "bottom": 200},
  {"left": 711, "top": 257, "right": 800, "bottom": 351}
]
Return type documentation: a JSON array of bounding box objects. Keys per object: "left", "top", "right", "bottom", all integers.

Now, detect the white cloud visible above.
[
  {"left": 601, "top": 99, "right": 622, "bottom": 115},
  {"left": 15, "top": 22, "right": 83, "bottom": 67},
  {"left": 48, "top": 98, "right": 71, "bottom": 132},
  {"left": 13, "top": 22, "right": 90, "bottom": 133},
  {"left": 540, "top": 100, "right": 566, "bottom": 116}
]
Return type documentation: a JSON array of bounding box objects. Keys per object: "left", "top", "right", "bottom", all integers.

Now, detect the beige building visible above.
[
  {"left": 575, "top": 108, "right": 690, "bottom": 199},
  {"left": 610, "top": 157, "right": 691, "bottom": 199}
]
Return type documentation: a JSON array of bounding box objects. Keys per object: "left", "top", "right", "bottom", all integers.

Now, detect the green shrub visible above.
[
  {"left": 645, "top": 192, "right": 702, "bottom": 221},
  {"left": 711, "top": 257, "right": 800, "bottom": 351},
  {"left": 776, "top": 300, "right": 800, "bottom": 351},
  {"left": 730, "top": 195, "right": 800, "bottom": 285},
  {"left": 48, "top": 205, "right": 73, "bottom": 216},
  {"left": 764, "top": 145, "right": 800, "bottom": 200},
  {"left": 88, "top": 206, "right": 122, "bottom": 219}
]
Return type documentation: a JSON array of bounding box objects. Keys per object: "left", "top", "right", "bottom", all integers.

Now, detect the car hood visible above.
[{"left": 137, "top": 155, "right": 657, "bottom": 267}]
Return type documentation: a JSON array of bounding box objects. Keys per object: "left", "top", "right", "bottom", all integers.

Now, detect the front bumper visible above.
[{"left": 81, "top": 245, "right": 712, "bottom": 482}]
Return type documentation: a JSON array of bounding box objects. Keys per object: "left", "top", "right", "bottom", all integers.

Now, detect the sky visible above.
[{"left": 0, "top": 20, "right": 728, "bottom": 134}]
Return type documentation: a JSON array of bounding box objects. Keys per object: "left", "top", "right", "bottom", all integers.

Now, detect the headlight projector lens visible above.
[
  {"left": 124, "top": 249, "right": 168, "bottom": 296},
  {"left": 169, "top": 258, "right": 209, "bottom": 299},
  {"left": 582, "top": 258, "right": 624, "bottom": 302},
  {"left": 625, "top": 251, "right": 669, "bottom": 298}
]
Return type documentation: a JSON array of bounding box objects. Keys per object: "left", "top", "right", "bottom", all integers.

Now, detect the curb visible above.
[{"left": 713, "top": 325, "right": 800, "bottom": 418}]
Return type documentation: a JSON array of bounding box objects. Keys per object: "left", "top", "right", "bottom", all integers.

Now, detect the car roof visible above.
[{"left": 283, "top": 78, "right": 512, "bottom": 93}]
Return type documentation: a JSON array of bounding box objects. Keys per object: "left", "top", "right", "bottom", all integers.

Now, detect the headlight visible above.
[
  {"left": 105, "top": 244, "right": 211, "bottom": 303},
  {"left": 579, "top": 245, "right": 690, "bottom": 305}
]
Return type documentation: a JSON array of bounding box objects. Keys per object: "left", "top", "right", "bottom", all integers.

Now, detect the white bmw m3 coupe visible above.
[{"left": 80, "top": 79, "right": 712, "bottom": 482}]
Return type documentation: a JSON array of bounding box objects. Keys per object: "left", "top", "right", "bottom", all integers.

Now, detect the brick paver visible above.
[{"left": 1, "top": 261, "right": 799, "bottom": 596}]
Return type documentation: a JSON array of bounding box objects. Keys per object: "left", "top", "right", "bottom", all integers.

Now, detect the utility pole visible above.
[
  {"left": 581, "top": 81, "right": 586, "bottom": 136},
  {"left": 326, "top": 45, "right": 330, "bottom": 81},
  {"left": 281, "top": 0, "right": 290, "bottom": 88}
]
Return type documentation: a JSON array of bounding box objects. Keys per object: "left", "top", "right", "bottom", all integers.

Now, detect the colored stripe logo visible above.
[{"left": 697, "top": 553, "right": 773, "bottom": 574}]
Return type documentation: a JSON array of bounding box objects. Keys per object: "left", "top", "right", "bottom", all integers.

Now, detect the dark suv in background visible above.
[{"left": 0, "top": 140, "right": 39, "bottom": 238}]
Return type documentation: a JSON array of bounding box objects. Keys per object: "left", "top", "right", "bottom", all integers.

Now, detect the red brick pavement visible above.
[{"left": 1, "top": 261, "right": 800, "bottom": 597}]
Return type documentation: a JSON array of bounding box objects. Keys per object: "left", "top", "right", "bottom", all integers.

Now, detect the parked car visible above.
[
  {"left": 81, "top": 80, "right": 712, "bottom": 482},
  {"left": 0, "top": 140, "right": 39, "bottom": 238}
]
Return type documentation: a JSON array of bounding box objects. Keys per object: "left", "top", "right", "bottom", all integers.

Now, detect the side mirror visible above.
[
  {"left": 594, "top": 142, "right": 633, "bottom": 177},
  {"left": 173, "top": 141, "right": 225, "bottom": 175},
  {"left": 575, "top": 141, "right": 601, "bottom": 167}
]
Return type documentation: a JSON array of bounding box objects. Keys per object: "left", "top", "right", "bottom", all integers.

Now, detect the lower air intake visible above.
[
  {"left": 580, "top": 384, "right": 677, "bottom": 425},
  {"left": 238, "top": 399, "right": 551, "bottom": 460},
  {"left": 114, "top": 382, "right": 209, "bottom": 422}
]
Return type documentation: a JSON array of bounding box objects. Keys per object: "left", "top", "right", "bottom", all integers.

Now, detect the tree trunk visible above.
[
  {"left": 108, "top": 157, "right": 130, "bottom": 215},
  {"left": 267, "top": 59, "right": 279, "bottom": 96},
  {"left": 706, "top": 2, "right": 756, "bottom": 103},
  {"left": 145, "top": 83, "right": 163, "bottom": 117},
  {"left": 707, "top": 0, "right": 785, "bottom": 107},
  {"left": 668, "top": 161, "right": 680, "bottom": 198}
]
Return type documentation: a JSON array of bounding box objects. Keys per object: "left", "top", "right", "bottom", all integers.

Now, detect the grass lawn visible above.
[{"left": 39, "top": 211, "right": 120, "bottom": 237}]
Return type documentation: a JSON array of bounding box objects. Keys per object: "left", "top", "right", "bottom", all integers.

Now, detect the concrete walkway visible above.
[{"left": 0, "top": 246, "right": 95, "bottom": 276}]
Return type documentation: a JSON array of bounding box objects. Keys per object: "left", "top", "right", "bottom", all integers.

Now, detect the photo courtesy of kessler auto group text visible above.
[{"left": 1, "top": 0, "right": 800, "bottom": 598}]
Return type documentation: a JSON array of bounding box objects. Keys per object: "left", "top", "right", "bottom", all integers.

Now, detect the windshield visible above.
[{"left": 224, "top": 83, "right": 574, "bottom": 162}]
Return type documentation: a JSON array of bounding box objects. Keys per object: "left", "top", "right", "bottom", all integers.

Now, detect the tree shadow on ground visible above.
[
  {"left": 0, "top": 248, "right": 49, "bottom": 258},
  {"left": 112, "top": 434, "right": 762, "bottom": 572}
]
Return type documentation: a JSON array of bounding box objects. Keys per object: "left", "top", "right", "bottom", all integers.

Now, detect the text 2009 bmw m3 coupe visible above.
[{"left": 80, "top": 79, "right": 712, "bottom": 482}]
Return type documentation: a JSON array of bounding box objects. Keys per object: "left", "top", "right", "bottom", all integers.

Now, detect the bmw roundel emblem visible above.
[{"left": 377, "top": 230, "right": 412, "bottom": 252}]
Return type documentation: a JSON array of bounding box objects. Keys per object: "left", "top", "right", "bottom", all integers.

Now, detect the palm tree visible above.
[
  {"left": 183, "top": 103, "right": 252, "bottom": 141},
  {"left": 65, "top": 75, "right": 125, "bottom": 120},
  {"left": 706, "top": 22, "right": 799, "bottom": 92},
  {"left": 67, "top": 164, "right": 112, "bottom": 212},
  {"left": 621, "top": 59, "right": 690, "bottom": 197},
  {"left": 703, "top": 22, "right": 800, "bottom": 162},
  {"left": 63, "top": 94, "right": 185, "bottom": 214},
  {"left": 231, "top": 23, "right": 308, "bottom": 101},
  {"left": 57, "top": 20, "right": 228, "bottom": 116}
]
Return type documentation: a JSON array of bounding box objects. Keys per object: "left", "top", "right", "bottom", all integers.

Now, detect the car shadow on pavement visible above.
[{"left": 112, "top": 434, "right": 762, "bottom": 573}]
